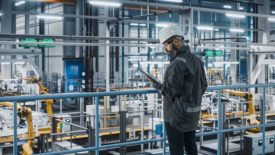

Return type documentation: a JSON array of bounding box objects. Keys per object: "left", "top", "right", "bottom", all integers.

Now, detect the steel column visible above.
[
  {"left": 119, "top": 111, "right": 127, "bottom": 155},
  {"left": 217, "top": 90, "right": 225, "bottom": 155},
  {"left": 51, "top": 117, "right": 57, "bottom": 142},
  {"left": 13, "top": 101, "right": 17, "bottom": 155},
  {"left": 261, "top": 87, "right": 266, "bottom": 154},
  {"left": 88, "top": 127, "right": 95, "bottom": 155},
  {"left": 95, "top": 96, "right": 100, "bottom": 155}
]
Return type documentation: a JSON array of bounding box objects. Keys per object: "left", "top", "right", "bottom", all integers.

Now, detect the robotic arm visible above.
[{"left": 222, "top": 89, "right": 260, "bottom": 132}]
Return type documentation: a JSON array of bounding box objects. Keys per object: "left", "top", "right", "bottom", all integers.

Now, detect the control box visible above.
[{"left": 243, "top": 132, "right": 275, "bottom": 155}]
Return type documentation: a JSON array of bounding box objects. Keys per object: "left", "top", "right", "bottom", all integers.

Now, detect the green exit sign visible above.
[
  {"left": 39, "top": 38, "right": 55, "bottom": 48},
  {"left": 20, "top": 38, "right": 37, "bottom": 47},
  {"left": 204, "top": 49, "right": 223, "bottom": 57},
  {"left": 20, "top": 38, "right": 55, "bottom": 48}
]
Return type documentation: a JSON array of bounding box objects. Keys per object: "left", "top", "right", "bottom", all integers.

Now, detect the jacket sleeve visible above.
[
  {"left": 160, "top": 61, "right": 185, "bottom": 98},
  {"left": 200, "top": 61, "right": 208, "bottom": 94}
]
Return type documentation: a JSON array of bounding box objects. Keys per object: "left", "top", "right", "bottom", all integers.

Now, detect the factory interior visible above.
[{"left": 1, "top": 0, "right": 275, "bottom": 155}]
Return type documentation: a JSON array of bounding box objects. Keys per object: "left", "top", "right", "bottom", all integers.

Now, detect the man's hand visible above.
[
  {"left": 146, "top": 76, "right": 162, "bottom": 89},
  {"left": 153, "top": 82, "right": 162, "bottom": 90}
]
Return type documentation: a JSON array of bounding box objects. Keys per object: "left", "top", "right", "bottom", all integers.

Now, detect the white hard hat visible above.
[{"left": 159, "top": 25, "right": 183, "bottom": 44}]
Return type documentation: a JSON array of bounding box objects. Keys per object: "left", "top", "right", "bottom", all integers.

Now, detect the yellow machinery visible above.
[
  {"left": 23, "top": 77, "right": 54, "bottom": 117},
  {"left": 0, "top": 102, "right": 34, "bottom": 155},
  {"left": 20, "top": 107, "right": 35, "bottom": 155},
  {"left": 0, "top": 78, "right": 56, "bottom": 154},
  {"left": 222, "top": 89, "right": 260, "bottom": 132},
  {"left": 23, "top": 77, "right": 63, "bottom": 133}
]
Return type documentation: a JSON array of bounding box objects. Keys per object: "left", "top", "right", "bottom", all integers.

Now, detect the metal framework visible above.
[{"left": 1, "top": 84, "right": 275, "bottom": 155}]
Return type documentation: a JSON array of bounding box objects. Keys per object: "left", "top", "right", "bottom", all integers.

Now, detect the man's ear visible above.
[
  {"left": 173, "top": 39, "right": 178, "bottom": 46},
  {"left": 173, "top": 38, "right": 183, "bottom": 49}
]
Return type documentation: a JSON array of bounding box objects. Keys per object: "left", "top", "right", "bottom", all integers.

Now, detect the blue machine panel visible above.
[{"left": 64, "top": 60, "right": 84, "bottom": 92}]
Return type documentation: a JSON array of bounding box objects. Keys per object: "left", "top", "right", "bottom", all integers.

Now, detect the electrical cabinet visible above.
[{"left": 243, "top": 132, "right": 275, "bottom": 155}]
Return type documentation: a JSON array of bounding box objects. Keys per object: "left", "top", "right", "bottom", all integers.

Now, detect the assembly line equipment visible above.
[{"left": 1, "top": 83, "right": 275, "bottom": 155}]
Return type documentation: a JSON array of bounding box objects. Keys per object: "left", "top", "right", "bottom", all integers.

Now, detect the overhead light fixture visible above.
[
  {"left": 239, "top": 6, "right": 244, "bottom": 10},
  {"left": 128, "top": 58, "right": 139, "bottom": 62},
  {"left": 226, "top": 13, "right": 245, "bottom": 19},
  {"left": 214, "top": 28, "right": 219, "bottom": 31},
  {"left": 213, "top": 61, "right": 239, "bottom": 65},
  {"left": 159, "top": 0, "right": 182, "bottom": 2},
  {"left": 156, "top": 23, "right": 170, "bottom": 27},
  {"left": 156, "top": 22, "right": 176, "bottom": 28},
  {"left": 14, "top": 62, "right": 26, "bottom": 65},
  {"left": 229, "top": 28, "right": 244, "bottom": 33},
  {"left": 15, "top": 1, "right": 25, "bottom": 6},
  {"left": 268, "top": 17, "right": 275, "bottom": 22},
  {"left": 229, "top": 28, "right": 245, "bottom": 33},
  {"left": 1, "top": 62, "right": 10, "bottom": 65},
  {"left": 223, "top": 5, "right": 232, "bottom": 9},
  {"left": 36, "top": 14, "right": 63, "bottom": 20},
  {"left": 88, "top": 0, "right": 122, "bottom": 7},
  {"left": 130, "top": 23, "right": 147, "bottom": 27},
  {"left": 196, "top": 25, "right": 214, "bottom": 31},
  {"left": 0, "top": 12, "right": 3, "bottom": 16},
  {"left": 272, "top": 11, "right": 275, "bottom": 14},
  {"left": 140, "top": 61, "right": 170, "bottom": 65}
]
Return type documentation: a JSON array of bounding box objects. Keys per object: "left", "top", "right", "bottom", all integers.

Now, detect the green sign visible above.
[
  {"left": 38, "top": 38, "right": 55, "bottom": 48},
  {"left": 20, "top": 38, "right": 55, "bottom": 48},
  {"left": 20, "top": 38, "right": 38, "bottom": 47},
  {"left": 204, "top": 50, "right": 223, "bottom": 57}
]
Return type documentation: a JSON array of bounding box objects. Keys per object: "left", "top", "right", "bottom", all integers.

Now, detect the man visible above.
[{"left": 150, "top": 26, "right": 208, "bottom": 155}]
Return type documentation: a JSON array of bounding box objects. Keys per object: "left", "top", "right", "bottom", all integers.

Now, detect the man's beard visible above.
[{"left": 168, "top": 44, "right": 179, "bottom": 60}]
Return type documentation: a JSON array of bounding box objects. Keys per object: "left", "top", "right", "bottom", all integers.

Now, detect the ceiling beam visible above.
[
  {"left": 31, "top": 0, "right": 76, "bottom": 5},
  {"left": 0, "top": 34, "right": 159, "bottom": 43}
]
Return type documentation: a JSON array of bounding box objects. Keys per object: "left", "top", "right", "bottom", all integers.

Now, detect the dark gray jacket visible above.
[{"left": 159, "top": 45, "right": 207, "bottom": 132}]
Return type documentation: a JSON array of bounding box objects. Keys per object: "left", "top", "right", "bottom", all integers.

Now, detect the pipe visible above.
[
  {"left": 1, "top": 84, "right": 275, "bottom": 102},
  {"left": 0, "top": 33, "right": 159, "bottom": 43}
]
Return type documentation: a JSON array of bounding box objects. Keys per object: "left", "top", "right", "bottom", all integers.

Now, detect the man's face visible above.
[{"left": 163, "top": 39, "right": 173, "bottom": 53}]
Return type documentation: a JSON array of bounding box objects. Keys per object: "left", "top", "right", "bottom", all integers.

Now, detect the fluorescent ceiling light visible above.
[
  {"left": 229, "top": 28, "right": 244, "bottom": 33},
  {"left": 272, "top": 11, "right": 275, "bottom": 14},
  {"left": 140, "top": 61, "right": 170, "bottom": 65},
  {"left": 196, "top": 25, "right": 214, "bottom": 31},
  {"left": 213, "top": 61, "right": 239, "bottom": 65},
  {"left": 128, "top": 59, "right": 139, "bottom": 61},
  {"left": 0, "top": 13, "right": 3, "bottom": 16},
  {"left": 15, "top": 62, "right": 26, "bottom": 65},
  {"left": 226, "top": 13, "right": 245, "bottom": 19},
  {"left": 130, "top": 23, "right": 146, "bottom": 27},
  {"left": 239, "top": 6, "right": 244, "bottom": 10},
  {"left": 15, "top": 1, "right": 25, "bottom": 6},
  {"left": 36, "top": 14, "right": 63, "bottom": 20},
  {"left": 214, "top": 28, "right": 219, "bottom": 31},
  {"left": 1, "top": 62, "right": 10, "bottom": 65},
  {"left": 223, "top": 5, "right": 232, "bottom": 9},
  {"left": 156, "top": 22, "right": 176, "bottom": 27},
  {"left": 268, "top": 17, "right": 275, "bottom": 22},
  {"left": 88, "top": 0, "right": 122, "bottom": 7},
  {"left": 159, "top": 0, "right": 182, "bottom": 2}
]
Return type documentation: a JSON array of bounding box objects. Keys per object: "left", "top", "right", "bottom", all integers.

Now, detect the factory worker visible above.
[{"left": 149, "top": 25, "right": 208, "bottom": 155}]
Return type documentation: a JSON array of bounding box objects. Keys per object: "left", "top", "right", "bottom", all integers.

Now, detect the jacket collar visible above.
[{"left": 170, "top": 45, "right": 190, "bottom": 62}]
